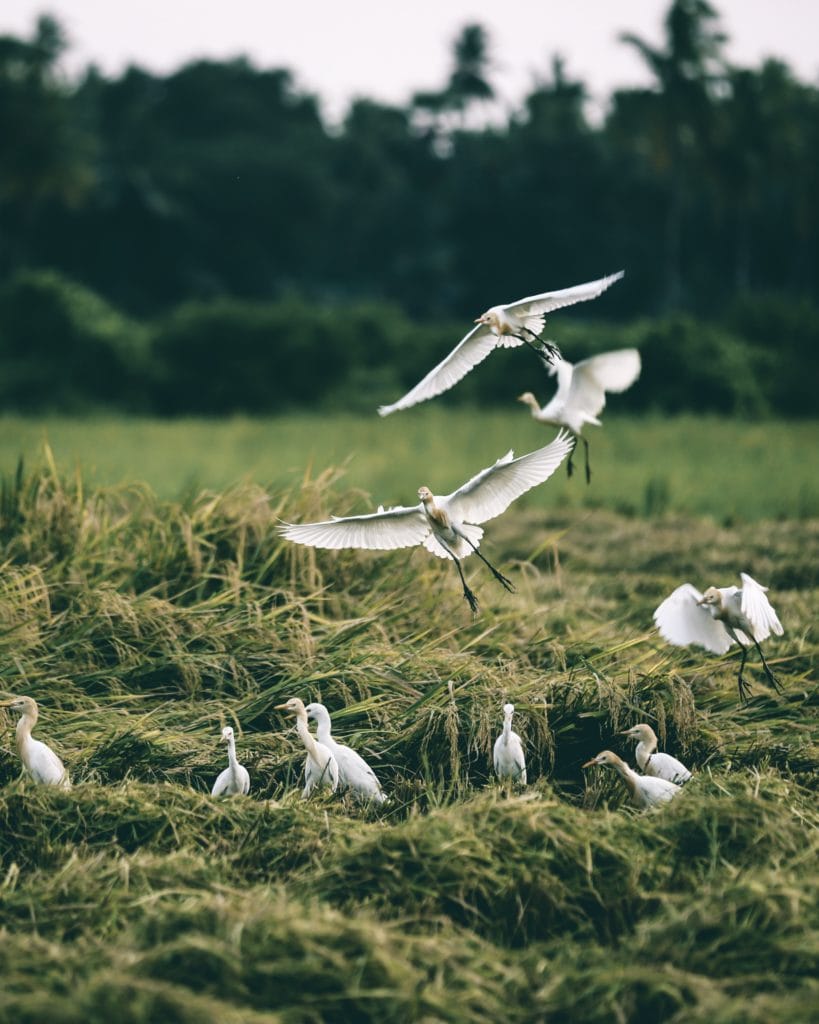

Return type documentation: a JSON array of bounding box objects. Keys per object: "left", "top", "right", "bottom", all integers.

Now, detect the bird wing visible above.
[
  {"left": 211, "top": 767, "right": 231, "bottom": 797},
  {"left": 377, "top": 323, "right": 496, "bottom": 416},
  {"left": 559, "top": 349, "right": 641, "bottom": 432},
  {"left": 653, "top": 584, "right": 734, "bottom": 654},
  {"left": 335, "top": 744, "right": 385, "bottom": 799},
  {"left": 646, "top": 752, "right": 691, "bottom": 784},
  {"left": 279, "top": 505, "right": 428, "bottom": 551},
  {"left": 27, "top": 738, "right": 69, "bottom": 786},
  {"left": 739, "top": 572, "right": 784, "bottom": 641},
  {"left": 504, "top": 271, "right": 625, "bottom": 318},
  {"left": 444, "top": 431, "right": 574, "bottom": 525}
]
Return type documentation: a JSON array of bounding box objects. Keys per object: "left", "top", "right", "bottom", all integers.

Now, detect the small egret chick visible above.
[
  {"left": 2, "top": 696, "right": 70, "bottom": 788},
  {"left": 305, "top": 703, "right": 386, "bottom": 803},
  {"left": 654, "top": 572, "right": 784, "bottom": 701},
  {"left": 517, "top": 347, "right": 641, "bottom": 483},
  {"left": 620, "top": 724, "right": 691, "bottom": 784},
  {"left": 275, "top": 697, "right": 339, "bottom": 797},
  {"left": 211, "top": 726, "right": 250, "bottom": 797},
  {"left": 378, "top": 271, "right": 624, "bottom": 416},
  {"left": 280, "top": 432, "right": 573, "bottom": 613},
  {"left": 582, "top": 750, "right": 680, "bottom": 809},
  {"left": 493, "top": 703, "right": 527, "bottom": 785}
]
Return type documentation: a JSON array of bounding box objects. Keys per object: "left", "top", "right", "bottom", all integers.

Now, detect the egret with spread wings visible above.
[
  {"left": 378, "top": 271, "right": 624, "bottom": 417},
  {"left": 279, "top": 432, "right": 574, "bottom": 612}
]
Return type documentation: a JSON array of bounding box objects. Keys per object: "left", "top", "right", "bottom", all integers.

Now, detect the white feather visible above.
[{"left": 654, "top": 583, "right": 734, "bottom": 654}]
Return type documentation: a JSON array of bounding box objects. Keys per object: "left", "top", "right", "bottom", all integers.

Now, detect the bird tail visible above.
[{"left": 423, "top": 523, "right": 484, "bottom": 560}]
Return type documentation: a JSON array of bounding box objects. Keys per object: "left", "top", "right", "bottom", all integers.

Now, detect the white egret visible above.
[
  {"left": 620, "top": 723, "right": 691, "bottom": 784},
  {"left": 654, "top": 572, "right": 784, "bottom": 701},
  {"left": 378, "top": 271, "right": 624, "bottom": 416},
  {"left": 517, "top": 347, "right": 641, "bottom": 483},
  {"left": 2, "top": 696, "right": 70, "bottom": 789},
  {"left": 211, "top": 725, "right": 250, "bottom": 797},
  {"left": 275, "top": 697, "right": 339, "bottom": 797},
  {"left": 493, "top": 702, "right": 527, "bottom": 785},
  {"left": 305, "top": 702, "right": 387, "bottom": 803},
  {"left": 280, "top": 432, "right": 573, "bottom": 613},
  {"left": 582, "top": 750, "right": 680, "bottom": 809}
]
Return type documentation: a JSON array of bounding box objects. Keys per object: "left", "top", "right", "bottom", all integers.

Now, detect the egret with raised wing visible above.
[
  {"left": 2, "top": 696, "right": 70, "bottom": 788},
  {"left": 378, "top": 272, "right": 624, "bottom": 416},
  {"left": 275, "top": 697, "right": 339, "bottom": 797},
  {"left": 582, "top": 750, "right": 680, "bottom": 809},
  {"left": 654, "top": 572, "right": 784, "bottom": 701},
  {"left": 620, "top": 723, "right": 691, "bottom": 784},
  {"left": 305, "top": 702, "right": 386, "bottom": 803},
  {"left": 280, "top": 432, "right": 574, "bottom": 613},
  {"left": 211, "top": 725, "right": 250, "bottom": 797},
  {"left": 517, "top": 347, "right": 641, "bottom": 483},
  {"left": 493, "top": 703, "right": 527, "bottom": 785}
]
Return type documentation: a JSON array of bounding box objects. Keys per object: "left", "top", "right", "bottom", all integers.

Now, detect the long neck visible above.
[
  {"left": 636, "top": 737, "right": 656, "bottom": 767},
  {"left": 522, "top": 395, "right": 541, "bottom": 417},
  {"left": 226, "top": 736, "right": 239, "bottom": 770},
  {"left": 314, "top": 713, "right": 331, "bottom": 745},
  {"left": 16, "top": 711, "right": 36, "bottom": 756},
  {"left": 295, "top": 711, "right": 321, "bottom": 760},
  {"left": 610, "top": 755, "right": 639, "bottom": 799},
  {"left": 502, "top": 715, "right": 512, "bottom": 746}
]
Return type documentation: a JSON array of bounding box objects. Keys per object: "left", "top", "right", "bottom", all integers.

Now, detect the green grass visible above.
[
  {"left": 0, "top": 425, "right": 817, "bottom": 1023},
  {"left": 2, "top": 411, "right": 818, "bottom": 518}
]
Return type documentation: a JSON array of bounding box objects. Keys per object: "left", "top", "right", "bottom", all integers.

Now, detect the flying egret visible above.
[
  {"left": 2, "top": 696, "right": 70, "bottom": 788},
  {"left": 279, "top": 432, "right": 574, "bottom": 613},
  {"left": 620, "top": 723, "right": 691, "bottom": 784},
  {"left": 377, "top": 271, "right": 624, "bottom": 416},
  {"left": 493, "top": 702, "right": 527, "bottom": 785},
  {"left": 582, "top": 750, "right": 680, "bottom": 809},
  {"left": 517, "top": 347, "right": 641, "bottom": 483},
  {"left": 654, "top": 572, "right": 784, "bottom": 701},
  {"left": 211, "top": 725, "right": 250, "bottom": 797},
  {"left": 275, "top": 697, "right": 339, "bottom": 797},
  {"left": 305, "top": 702, "right": 387, "bottom": 803}
]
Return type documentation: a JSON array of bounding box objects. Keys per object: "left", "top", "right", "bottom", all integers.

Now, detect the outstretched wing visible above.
[
  {"left": 505, "top": 271, "right": 624, "bottom": 318},
  {"left": 560, "top": 348, "right": 642, "bottom": 431},
  {"left": 654, "top": 583, "right": 734, "bottom": 654},
  {"left": 378, "top": 324, "right": 496, "bottom": 416},
  {"left": 739, "top": 572, "right": 784, "bottom": 641},
  {"left": 280, "top": 505, "right": 428, "bottom": 551},
  {"left": 444, "top": 431, "right": 574, "bottom": 525}
]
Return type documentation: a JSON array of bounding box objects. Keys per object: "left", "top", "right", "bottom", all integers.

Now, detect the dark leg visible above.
[
  {"left": 582, "top": 436, "right": 591, "bottom": 485},
  {"left": 513, "top": 330, "right": 561, "bottom": 364},
  {"left": 457, "top": 532, "right": 515, "bottom": 593},
  {"left": 439, "top": 539, "right": 479, "bottom": 613},
  {"left": 736, "top": 645, "right": 751, "bottom": 703},
  {"left": 753, "top": 638, "right": 783, "bottom": 693},
  {"left": 566, "top": 449, "right": 575, "bottom": 478}
]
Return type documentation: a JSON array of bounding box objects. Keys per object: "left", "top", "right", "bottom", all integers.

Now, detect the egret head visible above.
[
  {"left": 698, "top": 587, "right": 722, "bottom": 608},
  {"left": 621, "top": 723, "right": 657, "bottom": 745},
  {"left": 305, "top": 702, "right": 328, "bottom": 722},
  {"left": 418, "top": 486, "right": 433, "bottom": 504},
  {"left": 517, "top": 392, "right": 537, "bottom": 406},
  {"left": 503, "top": 702, "right": 515, "bottom": 716},
  {"left": 1, "top": 695, "right": 37, "bottom": 717},
  {"left": 582, "top": 750, "right": 620, "bottom": 770},
  {"left": 274, "top": 697, "right": 306, "bottom": 716},
  {"left": 220, "top": 726, "right": 235, "bottom": 744}
]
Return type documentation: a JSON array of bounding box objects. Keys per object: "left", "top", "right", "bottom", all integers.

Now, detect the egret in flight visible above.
[
  {"left": 620, "top": 723, "right": 691, "bottom": 784},
  {"left": 378, "top": 271, "right": 624, "bottom": 416},
  {"left": 275, "top": 697, "right": 339, "bottom": 797},
  {"left": 654, "top": 572, "right": 784, "bottom": 701},
  {"left": 582, "top": 750, "right": 680, "bottom": 809},
  {"left": 211, "top": 725, "right": 250, "bottom": 797},
  {"left": 2, "top": 696, "right": 70, "bottom": 788},
  {"left": 493, "top": 702, "right": 527, "bottom": 785},
  {"left": 280, "top": 432, "right": 573, "bottom": 613},
  {"left": 305, "top": 702, "right": 387, "bottom": 803},
  {"left": 517, "top": 347, "right": 641, "bottom": 483}
]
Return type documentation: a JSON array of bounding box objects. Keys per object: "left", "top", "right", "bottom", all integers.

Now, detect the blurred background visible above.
[{"left": 0, "top": 0, "right": 817, "bottom": 419}]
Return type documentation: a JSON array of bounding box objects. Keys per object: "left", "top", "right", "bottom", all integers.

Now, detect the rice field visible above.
[{"left": 0, "top": 417, "right": 817, "bottom": 1023}]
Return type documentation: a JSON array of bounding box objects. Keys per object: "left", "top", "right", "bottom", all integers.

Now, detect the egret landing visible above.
[{"left": 2, "top": 695, "right": 70, "bottom": 788}]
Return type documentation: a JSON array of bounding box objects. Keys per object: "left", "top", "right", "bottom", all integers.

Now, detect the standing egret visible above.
[
  {"left": 517, "top": 347, "right": 641, "bottom": 483},
  {"left": 582, "top": 750, "right": 680, "bottom": 809},
  {"left": 654, "top": 572, "right": 784, "bottom": 701},
  {"left": 275, "top": 697, "right": 339, "bottom": 797},
  {"left": 211, "top": 725, "right": 250, "bottom": 797},
  {"left": 280, "top": 432, "right": 573, "bottom": 613},
  {"left": 493, "top": 703, "right": 527, "bottom": 785},
  {"left": 2, "top": 696, "right": 70, "bottom": 789},
  {"left": 377, "top": 271, "right": 624, "bottom": 416},
  {"left": 305, "top": 702, "right": 386, "bottom": 803},
  {"left": 620, "top": 723, "right": 691, "bottom": 784}
]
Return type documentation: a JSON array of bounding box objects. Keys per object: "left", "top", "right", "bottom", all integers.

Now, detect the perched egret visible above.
[
  {"left": 275, "top": 697, "right": 339, "bottom": 797},
  {"left": 280, "top": 432, "right": 573, "bottom": 613},
  {"left": 378, "top": 272, "right": 624, "bottom": 416},
  {"left": 620, "top": 723, "right": 691, "bottom": 784},
  {"left": 517, "top": 347, "right": 641, "bottom": 483},
  {"left": 493, "top": 703, "right": 527, "bottom": 785},
  {"left": 305, "top": 702, "right": 386, "bottom": 803},
  {"left": 2, "top": 696, "right": 70, "bottom": 788},
  {"left": 582, "top": 750, "right": 680, "bottom": 809},
  {"left": 211, "top": 725, "right": 250, "bottom": 797},
  {"left": 654, "top": 572, "right": 784, "bottom": 701}
]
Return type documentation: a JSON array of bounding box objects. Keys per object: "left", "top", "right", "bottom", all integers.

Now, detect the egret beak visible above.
[
  {"left": 274, "top": 703, "right": 290, "bottom": 711},
  {"left": 474, "top": 316, "right": 482, "bottom": 323},
  {"left": 619, "top": 729, "right": 635, "bottom": 736},
  {"left": 516, "top": 394, "right": 526, "bottom": 403},
  {"left": 581, "top": 757, "right": 599, "bottom": 769}
]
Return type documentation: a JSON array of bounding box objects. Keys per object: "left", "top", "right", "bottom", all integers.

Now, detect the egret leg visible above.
[
  {"left": 752, "top": 638, "right": 783, "bottom": 693},
  {"left": 521, "top": 327, "right": 561, "bottom": 362},
  {"left": 438, "top": 539, "right": 479, "bottom": 613},
  {"left": 566, "top": 449, "right": 575, "bottom": 478},
  {"left": 736, "top": 645, "right": 751, "bottom": 703},
  {"left": 457, "top": 532, "right": 515, "bottom": 593},
  {"left": 582, "top": 436, "right": 592, "bottom": 485}
]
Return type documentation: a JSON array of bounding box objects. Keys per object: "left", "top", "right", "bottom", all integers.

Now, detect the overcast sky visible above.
[{"left": 3, "top": 1, "right": 818, "bottom": 121}]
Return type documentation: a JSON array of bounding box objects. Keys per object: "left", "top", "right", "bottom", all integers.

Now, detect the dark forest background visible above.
[{"left": 1, "top": 0, "right": 817, "bottom": 415}]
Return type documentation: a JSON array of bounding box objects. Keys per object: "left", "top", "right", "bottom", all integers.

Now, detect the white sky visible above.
[{"left": 2, "top": 1, "right": 818, "bottom": 122}]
